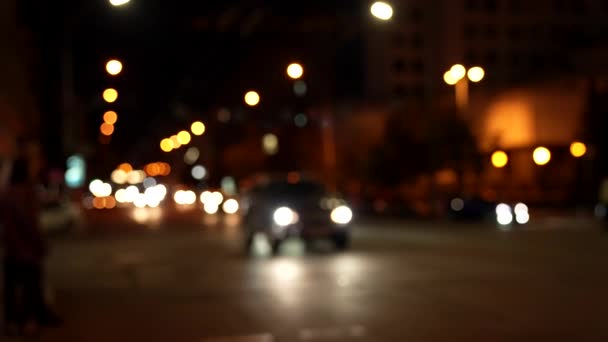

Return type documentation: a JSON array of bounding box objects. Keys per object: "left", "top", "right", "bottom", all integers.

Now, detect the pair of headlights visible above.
[{"left": 272, "top": 205, "right": 353, "bottom": 227}]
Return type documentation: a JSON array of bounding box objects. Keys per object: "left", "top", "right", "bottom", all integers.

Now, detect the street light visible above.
[
  {"left": 443, "top": 64, "right": 485, "bottom": 112},
  {"left": 533, "top": 147, "right": 551, "bottom": 166},
  {"left": 244, "top": 90, "right": 260, "bottom": 106},
  {"left": 370, "top": 1, "right": 393, "bottom": 20},
  {"left": 109, "top": 0, "right": 130, "bottom": 6},
  {"left": 570, "top": 141, "right": 587, "bottom": 158},
  {"left": 287, "top": 63, "right": 304, "bottom": 80},
  {"left": 160, "top": 139, "right": 173, "bottom": 152},
  {"left": 105, "top": 59, "right": 123, "bottom": 76},
  {"left": 491, "top": 150, "right": 508, "bottom": 168},
  {"left": 191, "top": 121, "right": 206, "bottom": 136},
  {"left": 103, "top": 111, "right": 118, "bottom": 125},
  {"left": 102, "top": 88, "right": 118, "bottom": 103}
]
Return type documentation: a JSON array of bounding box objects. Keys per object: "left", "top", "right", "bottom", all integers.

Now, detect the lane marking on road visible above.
[{"left": 203, "top": 333, "right": 274, "bottom": 342}]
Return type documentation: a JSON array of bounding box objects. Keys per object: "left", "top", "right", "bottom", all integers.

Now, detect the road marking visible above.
[{"left": 203, "top": 333, "right": 274, "bottom": 342}]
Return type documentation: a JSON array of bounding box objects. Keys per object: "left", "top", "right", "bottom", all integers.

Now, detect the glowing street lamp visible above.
[
  {"left": 570, "top": 141, "right": 587, "bottom": 158},
  {"left": 244, "top": 91, "right": 260, "bottom": 106},
  {"left": 191, "top": 121, "right": 206, "bottom": 136},
  {"left": 105, "top": 59, "right": 123, "bottom": 76},
  {"left": 160, "top": 138, "right": 173, "bottom": 152},
  {"left": 370, "top": 2, "right": 393, "bottom": 20},
  {"left": 103, "top": 111, "right": 118, "bottom": 125},
  {"left": 491, "top": 150, "right": 508, "bottom": 168},
  {"left": 109, "top": 0, "right": 130, "bottom": 6},
  {"left": 467, "top": 66, "right": 485, "bottom": 83},
  {"left": 287, "top": 63, "right": 304, "bottom": 80},
  {"left": 102, "top": 88, "right": 118, "bottom": 103},
  {"left": 533, "top": 147, "right": 551, "bottom": 166},
  {"left": 443, "top": 64, "right": 485, "bottom": 112}
]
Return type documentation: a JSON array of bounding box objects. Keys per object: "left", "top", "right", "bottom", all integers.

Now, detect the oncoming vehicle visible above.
[{"left": 242, "top": 178, "right": 353, "bottom": 255}]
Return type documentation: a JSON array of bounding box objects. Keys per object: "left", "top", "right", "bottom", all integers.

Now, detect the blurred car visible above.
[
  {"left": 40, "top": 200, "right": 82, "bottom": 234},
  {"left": 447, "top": 197, "right": 497, "bottom": 221},
  {"left": 242, "top": 179, "right": 353, "bottom": 254}
]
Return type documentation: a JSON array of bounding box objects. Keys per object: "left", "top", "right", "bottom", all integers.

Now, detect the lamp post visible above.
[{"left": 443, "top": 64, "right": 485, "bottom": 114}]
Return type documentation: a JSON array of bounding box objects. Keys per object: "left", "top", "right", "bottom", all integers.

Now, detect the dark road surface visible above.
[{"left": 5, "top": 216, "right": 608, "bottom": 341}]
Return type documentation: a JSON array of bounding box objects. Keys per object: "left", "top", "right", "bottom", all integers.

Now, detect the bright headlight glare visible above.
[
  {"left": 273, "top": 207, "right": 297, "bottom": 227},
  {"left": 331, "top": 205, "right": 353, "bottom": 225}
]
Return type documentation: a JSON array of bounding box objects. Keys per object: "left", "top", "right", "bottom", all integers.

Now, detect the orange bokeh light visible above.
[
  {"left": 100, "top": 123, "right": 114, "bottom": 136},
  {"left": 118, "top": 163, "right": 133, "bottom": 173},
  {"left": 103, "top": 111, "right": 118, "bottom": 125}
]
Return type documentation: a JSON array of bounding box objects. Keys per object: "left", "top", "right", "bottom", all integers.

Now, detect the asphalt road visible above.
[{"left": 6, "top": 216, "right": 608, "bottom": 341}]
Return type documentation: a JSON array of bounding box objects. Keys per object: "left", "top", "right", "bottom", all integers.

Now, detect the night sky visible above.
[{"left": 18, "top": 0, "right": 365, "bottom": 169}]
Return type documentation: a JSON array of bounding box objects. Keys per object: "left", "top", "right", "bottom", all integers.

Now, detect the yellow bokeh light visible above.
[
  {"left": 177, "top": 131, "right": 191, "bottom": 145},
  {"left": 100, "top": 123, "right": 114, "bottom": 136},
  {"left": 106, "top": 59, "right": 123, "bottom": 76},
  {"left": 103, "top": 88, "right": 118, "bottom": 103},
  {"left": 450, "top": 64, "right": 466, "bottom": 81},
  {"left": 287, "top": 63, "right": 304, "bottom": 80},
  {"left": 160, "top": 138, "right": 173, "bottom": 152},
  {"left": 533, "top": 147, "right": 551, "bottom": 166},
  {"left": 262, "top": 133, "right": 279, "bottom": 155},
  {"left": 570, "top": 141, "right": 587, "bottom": 158},
  {"left": 370, "top": 1, "right": 393, "bottom": 20},
  {"left": 191, "top": 121, "right": 206, "bottom": 136},
  {"left": 171, "top": 135, "right": 182, "bottom": 149},
  {"left": 103, "top": 111, "right": 118, "bottom": 125},
  {"left": 491, "top": 150, "right": 508, "bottom": 168},
  {"left": 467, "top": 66, "right": 485, "bottom": 83},
  {"left": 244, "top": 91, "right": 260, "bottom": 106},
  {"left": 443, "top": 71, "right": 458, "bottom": 85}
]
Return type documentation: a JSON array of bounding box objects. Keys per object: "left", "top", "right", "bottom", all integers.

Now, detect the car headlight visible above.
[
  {"left": 495, "top": 203, "right": 513, "bottom": 225},
  {"left": 273, "top": 207, "right": 298, "bottom": 227},
  {"left": 331, "top": 205, "right": 353, "bottom": 225}
]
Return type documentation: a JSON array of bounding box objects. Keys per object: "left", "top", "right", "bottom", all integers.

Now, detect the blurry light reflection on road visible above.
[{"left": 272, "top": 260, "right": 301, "bottom": 286}]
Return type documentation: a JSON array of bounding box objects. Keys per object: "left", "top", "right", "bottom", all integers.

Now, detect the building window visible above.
[
  {"left": 571, "top": 0, "right": 586, "bottom": 14},
  {"left": 508, "top": 52, "right": 520, "bottom": 67},
  {"left": 484, "top": 0, "right": 498, "bottom": 12},
  {"left": 465, "top": 0, "right": 480, "bottom": 11},
  {"left": 410, "top": 7, "right": 424, "bottom": 22},
  {"left": 554, "top": 0, "right": 566, "bottom": 12},
  {"left": 485, "top": 51, "right": 498, "bottom": 66},
  {"left": 508, "top": 26, "right": 522, "bottom": 40},
  {"left": 392, "top": 32, "right": 406, "bottom": 47},
  {"left": 392, "top": 59, "right": 406, "bottom": 73},
  {"left": 509, "top": 0, "right": 522, "bottom": 13},
  {"left": 486, "top": 25, "right": 498, "bottom": 39},
  {"left": 412, "top": 32, "right": 424, "bottom": 48},
  {"left": 412, "top": 59, "right": 424, "bottom": 74},
  {"left": 464, "top": 24, "right": 479, "bottom": 39},
  {"left": 464, "top": 50, "right": 477, "bottom": 65},
  {"left": 412, "top": 85, "right": 424, "bottom": 99},
  {"left": 393, "top": 84, "right": 407, "bottom": 97}
]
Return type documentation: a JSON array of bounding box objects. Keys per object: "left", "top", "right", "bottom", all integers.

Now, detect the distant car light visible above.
[
  {"left": 222, "top": 199, "right": 239, "bottom": 214},
  {"left": 450, "top": 198, "right": 464, "bottom": 211},
  {"left": 515, "top": 212, "right": 529, "bottom": 224},
  {"left": 514, "top": 202, "right": 528, "bottom": 215},
  {"left": 331, "top": 205, "right": 353, "bottom": 225},
  {"left": 204, "top": 202, "right": 219, "bottom": 215},
  {"left": 497, "top": 212, "right": 513, "bottom": 225},
  {"left": 273, "top": 207, "right": 297, "bottom": 227}
]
